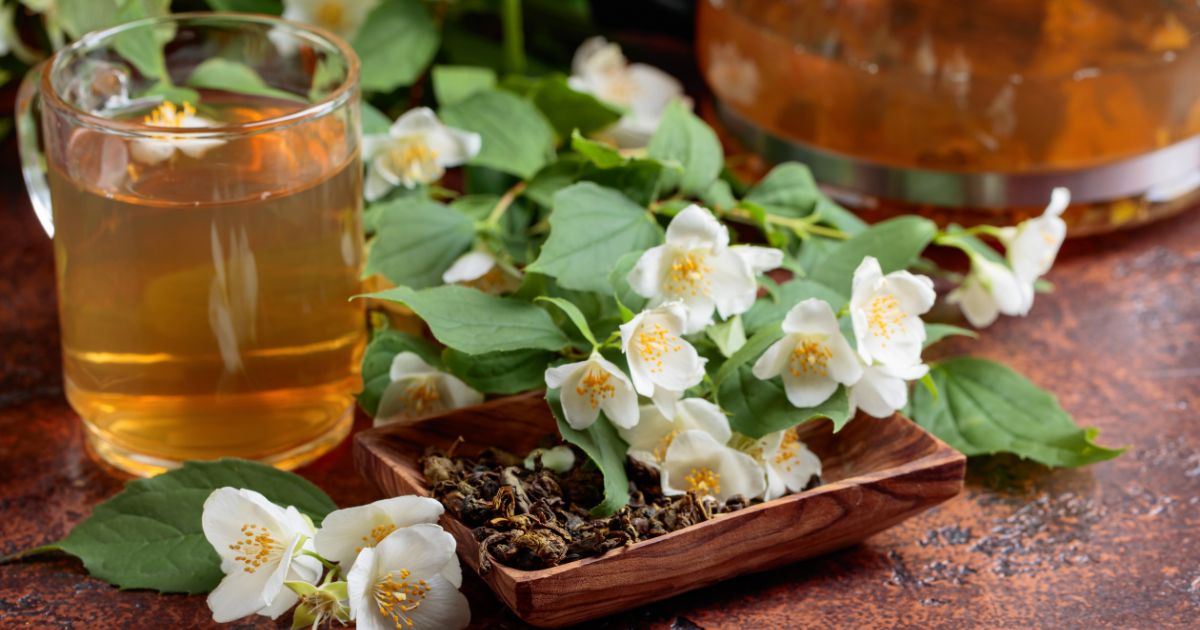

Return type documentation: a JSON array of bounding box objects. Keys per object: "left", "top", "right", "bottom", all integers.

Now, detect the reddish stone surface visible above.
[{"left": 2, "top": 167, "right": 1198, "bottom": 630}]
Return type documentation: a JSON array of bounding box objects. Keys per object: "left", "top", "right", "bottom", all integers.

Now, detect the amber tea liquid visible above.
[{"left": 49, "top": 93, "right": 365, "bottom": 474}]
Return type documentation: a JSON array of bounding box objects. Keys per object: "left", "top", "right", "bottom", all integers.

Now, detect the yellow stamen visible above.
[
  {"left": 143, "top": 101, "right": 196, "bottom": 128},
  {"left": 355, "top": 522, "right": 398, "bottom": 554},
  {"left": 665, "top": 251, "right": 713, "bottom": 298},
  {"left": 788, "top": 337, "right": 833, "bottom": 378},
  {"left": 404, "top": 380, "right": 442, "bottom": 415},
  {"left": 227, "top": 523, "right": 282, "bottom": 574},
  {"left": 575, "top": 367, "right": 615, "bottom": 410},
  {"left": 867, "top": 293, "right": 906, "bottom": 342},
  {"left": 774, "top": 428, "right": 801, "bottom": 472},
  {"left": 387, "top": 139, "right": 441, "bottom": 184},
  {"left": 636, "top": 323, "right": 683, "bottom": 374},
  {"left": 652, "top": 430, "right": 678, "bottom": 462},
  {"left": 684, "top": 466, "right": 721, "bottom": 496},
  {"left": 374, "top": 568, "right": 432, "bottom": 629},
  {"left": 316, "top": 1, "right": 347, "bottom": 30}
]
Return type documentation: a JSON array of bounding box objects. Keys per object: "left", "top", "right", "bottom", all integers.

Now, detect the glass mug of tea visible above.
[{"left": 17, "top": 14, "right": 366, "bottom": 475}]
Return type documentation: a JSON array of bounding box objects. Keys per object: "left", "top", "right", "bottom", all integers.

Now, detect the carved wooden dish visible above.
[{"left": 354, "top": 391, "right": 966, "bottom": 628}]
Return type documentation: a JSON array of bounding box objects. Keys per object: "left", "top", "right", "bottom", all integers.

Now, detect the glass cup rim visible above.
[{"left": 39, "top": 11, "right": 360, "bottom": 139}]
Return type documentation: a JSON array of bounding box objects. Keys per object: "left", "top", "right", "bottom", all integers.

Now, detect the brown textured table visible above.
[{"left": 2, "top": 165, "right": 1198, "bottom": 629}]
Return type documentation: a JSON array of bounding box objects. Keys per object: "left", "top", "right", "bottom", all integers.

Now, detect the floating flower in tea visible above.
[{"left": 130, "top": 101, "right": 225, "bottom": 165}]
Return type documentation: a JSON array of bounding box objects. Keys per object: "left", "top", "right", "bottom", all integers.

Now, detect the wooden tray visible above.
[{"left": 354, "top": 391, "right": 966, "bottom": 628}]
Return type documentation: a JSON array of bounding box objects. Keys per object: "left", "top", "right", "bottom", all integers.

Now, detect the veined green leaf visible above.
[
  {"left": 581, "top": 158, "right": 666, "bottom": 207},
  {"left": 647, "top": 101, "right": 722, "bottom": 196},
  {"left": 186, "top": 59, "right": 303, "bottom": 102},
  {"left": 923, "top": 323, "right": 978, "bottom": 348},
  {"left": 809, "top": 216, "right": 938, "bottom": 296},
  {"left": 363, "top": 286, "right": 570, "bottom": 354},
  {"left": 364, "top": 198, "right": 476, "bottom": 289},
  {"left": 742, "top": 279, "right": 847, "bottom": 334},
  {"left": 744, "top": 162, "right": 820, "bottom": 215},
  {"left": 571, "top": 130, "right": 624, "bottom": 168},
  {"left": 909, "top": 358, "right": 1124, "bottom": 467},
  {"left": 713, "top": 322, "right": 784, "bottom": 386},
  {"left": 527, "top": 75, "right": 623, "bottom": 140},
  {"left": 524, "top": 158, "right": 584, "bottom": 208},
  {"left": 442, "top": 348, "right": 553, "bottom": 395},
  {"left": 51, "top": 459, "right": 336, "bottom": 593},
  {"left": 719, "top": 369, "right": 852, "bottom": 438},
  {"left": 441, "top": 89, "right": 556, "bottom": 179},
  {"left": 353, "top": 0, "right": 439, "bottom": 92},
  {"left": 546, "top": 390, "right": 630, "bottom": 516},
  {"left": 361, "top": 102, "right": 393, "bottom": 135},
  {"left": 536, "top": 297, "right": 598, "bottom": 347},
  {"left": 706, "top": 315, "right": 747, "bottom": 358},
  {"left": 358, "top": 330, "right": 442, "bottom": 416},
  {"left": 432, "top": 65, "right": 497, "bottom": 106},
  {"left": 527, "top": 183, "right": 663, "bottom": 294}
]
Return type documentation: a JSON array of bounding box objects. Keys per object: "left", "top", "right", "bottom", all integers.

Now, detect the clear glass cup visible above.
[{"left": 17, "top": 14, "right": 366, "bottom": 476}]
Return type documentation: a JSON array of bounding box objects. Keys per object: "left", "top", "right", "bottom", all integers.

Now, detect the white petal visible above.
[
  {"left": 730, "top": 245, "right": 783, "bottom": 274},
  {"left": 362, "top": 132, "right": 391, "bottom": 160},
  {"left": 129, "top": 138, "right": 175, "bottom": 165},
  {"left": 390, "top": 352, "right": 437, "bottom": 381},
  {"left": 675, "top": 398, "right": 732, "bottom": 444},
  {"left": 436, "top": 373, "right": 484, "bottom": 409},
  {"left": 207, "top": 569, "right": 273, "bottom": 623},
  {"left": 627, "top": 246, "right": 668, "bottom": 299},
  {"left": 439, "top": 552, "right": 464, "bottom": 589},
  {"left": 977, "top": 258, "right": 1025, "bottom": 316},
  {"left": 665, "top": 205, "right": 729, "bottom": 250},
  {"left": 948, "top": 279, "right": 998, "bottom": 328},
  {"left": 571, "top": 36, "right": 619, "bottom": 78},
  {"left": 1046, "top": 187, "right": 1070, "bottom": 218},
  {"left": 364, "top": 160, "right": 396, "bottom": 202},
  {"left": 177, "top": 137, "right": 225, "bottom": 159},
  {"left": 595, "top": 356, "right": 640, "bottom": 429},
  {"left": 442, "top": 251, "right": 496, "bottom": 284},
  {"left": 827, "top": 333, "right": 864, "bottom": 386},
  {"left": 558, "top": 367, "right": 601, "bottom": 430},
  {"left": 781, "top": 298, "right": 840, "bottom": 336},
  {"left": 395, "top": 574, "right": 471, "bottom": 630},
  {"left": 346, "top": 545, "right": 378, "bottom": 624},
  {"left": 202, "top": 488, "right": 289, "bottom": 564},
  {"left": 372, "top": 524, "right": 458, "bottom": 580},
  {"left": 389, "top": 107, "right": 443, "bottom": 137},
  {"left": 707, "top": 248, "right": 758, "bottom": 320},
  {"left": 625, "top": 63, "right": 683, "bottom": 120},
  {"left": 771, "top": 439, "right": 821, "bottom": 494},
  {"left": 544, "top": 360, "right": 583, "bottom": 390},
  {"left": 616, "top": 403, "right": 673, "bottom": 452},
  {"left": 763, "top": 465, "right": 788, "bottom": 501},
  {"left": 780, "top": 368, "right": 838, "bottom": 408},
  {"left": 850, "top": 363, "right": 916, "bottom": 418},
  {"left": 426, "top": 125, "right": 482, "bottom": 167},
  {"left": 661, "top": 430, "right": 766, "bottom": 501},
  {"left": 315, "top": 497, "right": 444, "bottom": 569},
  {"left": 850, "top": 256, "right": 883, "bottom": 307},
  {"left": 650, "top": 386, "right": 684, "bottom": 418},
  {"left": 752, "top": 336, "right": 792, "bottom": 380},
  {"left": 887, "top": 271, "right": 937, "bottom": 317},
  {"left": 678, "top": 293, "right": 717, "bottom": 334}
]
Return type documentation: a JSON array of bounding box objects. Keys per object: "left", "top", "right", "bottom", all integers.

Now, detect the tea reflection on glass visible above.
[{"left": 19, "top": 16, "right": 366, "bottom": 475}]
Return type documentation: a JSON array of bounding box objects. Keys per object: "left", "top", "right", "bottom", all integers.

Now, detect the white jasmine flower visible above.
[
  {"left": 314, "top": 496, "right": 444, "bottom": 569},
  {"left": 442, "top": 250, "right": 522, "bottom": 294},
  {"left": 617, "top": 398, "right": 732, "bottom": 468},
  {"left": 131, "top": 101, "right": 225, "bottom": 165},
  {"left": 752, "top": 298, "right": 862, "bottom": 408},
  {"left": 363, "top": 107, "right": 481, "bottom": 201},
  {"left": 705, "top": 41, "right": 760, "bottom": 106},
  {"left": 660, "top": 430, "right": 766, "bottom": 502},
  {"left": 755, "top": 428, "right": 821, "bottom": 501},
  {"left": 376, "top": 352, "right": 483, "bottom": 426},
  {"left": 282, "top": 0, "right": 379, "bottom": 43},
  {"left": 850, "top": 256, "right": 936, "bottom": 368},
  {"left": 523, "top": 446, "right": 576, "bottom": 473},
  {"left": 947, "top": 256, "right": 1027, "bottom": 328},
  {"left": 1001, "top": 187, "right": 1069, "bottom": 283},
  {"left": 569, "top": 36, "right": 689, "bottom": 147},
  {"left": 346, "top": 524, "right": 469, "bottom": 630},
  {"left": 544, "top": 352, "right": 639, "bottom": 431},
  {"left": 628, "top": 204, "right": 782, "bottom": 334},
  {"left": 202, "top": 488, "right": 322, "bottom": 623},
  {"left": 619, "top": 302, "right": 707, "bottom": 417},
  {"left": 849, "top": 360, "right": 929, "bottom": 419}
]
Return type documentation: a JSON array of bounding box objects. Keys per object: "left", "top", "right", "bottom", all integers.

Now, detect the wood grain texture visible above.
[{"left": 355, "top": 393, "right": 966, "bottom": 627}]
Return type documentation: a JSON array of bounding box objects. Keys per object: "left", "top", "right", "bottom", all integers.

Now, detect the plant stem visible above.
[
  {"left": 486, "top": 181, "right": 527, "bottom": 227},
  {"left": 723, "top": 206, "right": 850, "bottom": 240},
  {"left": 501, "top": 0, "right": 526, "bottom": 75},
  {"left": 302, "top": 550, "right": 341, "bottom": 575}
]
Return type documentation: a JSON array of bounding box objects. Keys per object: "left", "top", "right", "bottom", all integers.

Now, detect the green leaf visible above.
[
  {"left": 358, "top": 330, "right": 442, "bottom": 416},
  {"left": 441, "top": 89, "right": 556, "bottom": 179},
  {"left": 353, "top": 0, "right": 440, "bottom": 92},
  {"left": 524, "top": 158, "right": 584, "bottom": 208},
  {"left": 205, "top": 0, "right": 282, "bottom": 13},
  {"left": 814, "top": 197, "right": 868, "bottom": 234},
  {"left": 647, "top": 101, "right": 723, "bottom": 196},
  {"left": 719, "top": 369, "right": 852, "bottom": 438},
  {"left": 363, "top": 286, "right": 570, "bottom": 354},
  {"left": 442, "top": 348, "right": 553, "bottom": 395},
  {"left": 186, "top": 59, "right": 303, "bottom": 102},
  {"left": 744, "top": 162, "right": 821, "bottom": 216},
  {"left": 910, "top": 358, "right": 1124, "bottom": 467},
  {"left": 809, "top": 216, "right": 938, "bottom": 296},
  {"left": 742, "top": 279, "right": 847, "bottom": 334},
  {"left": 141, "top": 82, "right": 201, "bottom": 106},
  {"left": 362, "top": 102, "right": 393, "bottom": 135},
  {"left": 527, "top": 183, "right": 663, "bottom": 294},
  {"left": 571, "top": 130, "right": 623, "bottom": 168},
  {"left": 113, "top": 0, "right": 167, "bottom": 80},
  {"left": 59, "top": 0, "right": 119, "bottom": 38},
  {"left": 546, "top": 390, "right": 630, "bottom": 516},
  {"left": 701, "top": 179, "right": 737, "bottom": 211},
  {"left": 923, "top": 323, "right": 978, "bottom": 348},
  {"left": 581, "top": 158, "right": 667, "bottom": 207},
  {"left": 54, "top": 459, "right": 336, "bottom": 594},
  {"left": 526, "top": 75, "right": 623, "bottom": 140},
  {"left": 609, "top": 251, "right": 648, "bottom": 316},
  {"left": 536, "top": 297, "right": 598, "bottom": 347},
  {"left": 365, "top": 198, "right": 476, "bottom": 289},
  {"left": 706, "top": 315, "right": 746, "bottom": 358},
  {"left": 713, "top": 323, "right": 784, "bottom": 387},
  {"left": 432, "top": 65, "right": 497, "bottom": 106}
]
